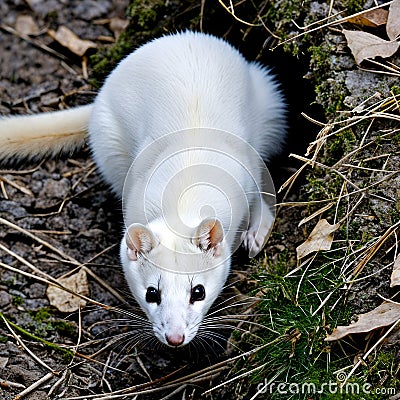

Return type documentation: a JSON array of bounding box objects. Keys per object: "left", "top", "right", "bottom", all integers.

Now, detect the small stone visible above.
[
  {"left": 0, "top": 291, "right": 12, "bottom": 308},
  {"left": 39, "top": 178, "right": 70, "bottom": 200}
]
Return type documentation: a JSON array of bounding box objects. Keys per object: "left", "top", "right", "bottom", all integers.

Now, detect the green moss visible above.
[
  {"left": 0, "top": 335, "right": 8, "bottom": 343},
  {"left": 245, "top": 249, "right": 399, "bottom": 399},
  {"left": 12, "top": 295, "right": 23, "bottom": 306},
  {"left": 307, "top": 40, "right": 349, "bottom": 117},
  {"left": 90, "top": 30, "right": 138, "bottom": 86},
  {"left": 344, "top": 0, "right": 366, "bottom": 14},
  {"left": 306, "top": 171, "right": 342, "bottom": 202},
  {"left": 315, "top": 80, "right": 347, "bottom": 116},
  {"left": 326, "top": 129, "right": 356, "bottom": 162},
  {"left": 309, "top": 44, "right": 332, "bottom": 69},
  {"left": 390, "top": 85, "right": 400, "bottom": 96},
  {"left": 261, "top": 0, "right": 311, "bottom": 56},
  {"left": 230, "top": 330, "right": 242, "bottom": 342},
  {"left": 0, "top": 312, "right": 74, "bottom": 363},
  {"left": 52, "top": 320, "right": 76, "bottom": 337},
  {"left": 127, "top": 0, "right": 162, "bottom": 29},
  {"left": 26, "top": 309, "right": 76, "bottom": 339},
  {"left": 32, "top": 308, "right": 51, "bottom": 322}
]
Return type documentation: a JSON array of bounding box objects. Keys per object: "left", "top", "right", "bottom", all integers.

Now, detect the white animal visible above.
[{"left": 0, "top": 32, "right": 286, "bottom": 347}]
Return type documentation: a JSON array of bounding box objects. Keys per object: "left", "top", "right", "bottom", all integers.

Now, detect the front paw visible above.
[{"left": 241, "top": 226, "right": 270, "bottom": 258}]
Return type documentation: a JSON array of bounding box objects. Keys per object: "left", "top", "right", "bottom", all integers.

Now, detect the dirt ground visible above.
[
  {"left": 0, "top": 1, "right": 298, "bottom": 399},
  {"left": 0, "top": 1, "right": 236, "bottom": 399},
  {"left": 1, "top": 0, "right": 399, "bottom": 399}
]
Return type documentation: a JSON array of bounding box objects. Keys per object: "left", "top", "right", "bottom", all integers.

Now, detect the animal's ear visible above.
[
  {"left": 125, "top": 223, "right": 157, "bottom": 261},
  {"left": 193, "top": 218, "right": 224, "bottom": 257}
]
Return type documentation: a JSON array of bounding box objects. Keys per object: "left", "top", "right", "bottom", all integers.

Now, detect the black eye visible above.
[
  {"left": 190, "top": 284, "right": 205, "bottom": 304},
  {"left": 146, "top": 287, "right": 161, "bottom": 305}
]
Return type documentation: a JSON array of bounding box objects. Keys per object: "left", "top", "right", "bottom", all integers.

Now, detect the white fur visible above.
[
  {"left": 89, "top": 32, "right": 286, "bottom": 195},
  {"left": 0, "top": 105, "right": 91, "bottom": 160},
  {"left": 89, "top": 32, "right": 286, "bottom": 346},
  {"left": 0, "top": 32, "right": 286, "bottom": 347}
]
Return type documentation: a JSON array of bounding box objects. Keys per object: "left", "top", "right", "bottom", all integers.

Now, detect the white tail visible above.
[{"left": 0, "top": 105, "right": 92, "bottom": 161}]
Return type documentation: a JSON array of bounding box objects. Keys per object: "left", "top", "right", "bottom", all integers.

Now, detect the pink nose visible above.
[{"left": 165, "top": 333, "right": 185, "bottom": 347}]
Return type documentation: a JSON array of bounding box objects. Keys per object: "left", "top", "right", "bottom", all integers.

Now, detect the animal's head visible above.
[{"left": 120, "top": 218, "right": 231, "bottom": 347}]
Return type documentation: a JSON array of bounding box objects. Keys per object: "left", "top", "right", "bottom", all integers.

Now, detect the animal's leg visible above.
[{"left": 241, "top": 198, "right": 275, "bottom": 257}]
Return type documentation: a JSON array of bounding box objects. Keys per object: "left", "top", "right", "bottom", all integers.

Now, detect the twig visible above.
[
  {"left": 202, "top": 363, "right": 267, "bottom": 395},
  {"left": 0, "top": 262, "right": 110, "bottom": 309},
  {"left": 0, "top": 380, "right": 26, "bottom": 389},
  {"left": 0, "top": 162, "right": 44, "bottom": 175},
  {"left": 290, "top": 154, "right": 361, "bottom": 191},
  {"left": 0, "top": 24, "right": 69, "bottom": 61},
  {"left": 0, "top": 242, "right": 59, "bottom": 283},
  {"left": 342, "top": 316, "right": 400, "bottom": 385},
  {"left": 1, "top": 314, "right": 57, "bottom": 373},
  {"left": 218, "top": 0, "right": 260, "bottom": 26},
  {"left": 0, "top": 181, "right": 8, "bottom": 199},
  {"left": 349, "top": 220, "right": 400, "bottom": 279},
  {"left": 14, "top": 372, "right": 54, "bottom": 400},
  {"left": 272, "top": 1, "right": 395, "bottom": 49},
  {"left": 159, "top": 385, "right": 187, "bottom": 400},
  {"left": 298, "top": 203, "right": 334, "bottom": 227},
  {"left": 47, "top": 369, "right": 70, "bottom": 398},
  {"left": 0, "top": 175, "right": 33, "bottom": 196},
  {"left": 0, "top": 216, "right": 79, "bottom": 264}
]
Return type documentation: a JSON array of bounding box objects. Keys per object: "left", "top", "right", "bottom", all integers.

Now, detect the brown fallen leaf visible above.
[
  {"left": 347, "top": 8, "right": 388, "bottom": 28},
  {"left": 343, "top": 29, "right": 400, "bottom": 64},
  {"left": 0, "top": 356, "right": 8, "bottom": 369},
  {"left": 296, "top": 219, "right": 339, "bottom": 260},
  {"left": 390, "top": 254, "right": 400, "bottom": 287},
  {"left": 15, "top": 15, "right": 40, "bottom": 36},
  {"left": 325, "top": 302, "right": 400, "bottom": 341},
  {"left": 387, "top": 0, "right": 400, "bottom": 40},
  {"left": 109, "top": 17, "right": 129, "bottom": 39},
  {"left": 48, "top": 26, "right": 97, "bottom": 57},
  {"left": 46, "top": 268, "right": 89, "bottom": 312}
]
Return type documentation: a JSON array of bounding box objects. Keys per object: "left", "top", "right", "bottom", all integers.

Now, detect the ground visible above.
[
  {"left": 0, "top": 1, "right": 399, "bottom": 399},
  {"left": 1, "top": 1, "right": 221, "bottom": 399}
]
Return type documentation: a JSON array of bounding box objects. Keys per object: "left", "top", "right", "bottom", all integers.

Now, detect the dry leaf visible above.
[
  {"left": 109, "top": 17, "right": 129, "bottom": 39},
  {"left": 46, "top": 269, "right": 89, "bottom": 312},
  {"left": 390, "top": 254, "right": 400, "bottom": 287},
  {"left": 387, "top": 0, "right": 400, "bottom": 40},
  {"left": 48, "top": 26, "right": 97, "bottom": 57},
  {"left": 0, "top": 356, "right": 8, "bottom": 369},
  {"left": 15, "top": 15, "right": 40, "bottom": 36},
  {"left": 347, "top": 9, "right": 388, "bottom": 28},
  {"left": 296, "top": 219, "right": 339, "bottom": 260},
  {"left": 325, "top": 302, "right": 400, "bottom": 341},
  {"left": 343, "top": 29, "right": 400, "bottom": 64}
]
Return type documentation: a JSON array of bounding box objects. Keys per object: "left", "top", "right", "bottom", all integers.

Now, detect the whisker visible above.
[
  {"left": 196, "top": 332, "right": 229, "bottom": 353},
  {"left": 205, "top": 300, "right": 259, "bottom": 321},
  {"left": 211, "top": 292, "right": 256, "bottom": 308},
  {"left": 192, "top": 334, "right": 223, "bottom": 356},
  {"left": 110, "top": 334, "right": 146, "bottom": 368},
  {"left": 106, "top": 307, "right": 149, "bottom": 322}
]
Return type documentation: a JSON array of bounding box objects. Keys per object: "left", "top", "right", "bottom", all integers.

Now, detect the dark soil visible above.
[
  {"left": 0, "top": 1, "right": 231, "bottom": 399},
  {"left": 0, "top": 2, "right": 277, "bottom": 399}
]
